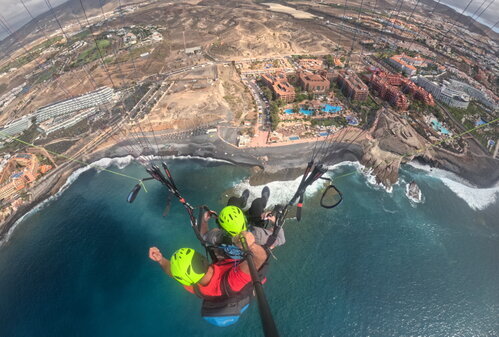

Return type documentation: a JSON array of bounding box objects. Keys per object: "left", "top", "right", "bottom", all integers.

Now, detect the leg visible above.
[
  {"left": 227, "top": 189, "right": 250, "bottom": 208},
  {"left": 248, "top": 197, "right": 267, "bottom": 227},
  {"left": 247, "top": 186, "right": 270, "bottom": 227}
]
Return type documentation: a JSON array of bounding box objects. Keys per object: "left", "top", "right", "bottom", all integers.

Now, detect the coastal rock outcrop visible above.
[
  {"left": 362, "top": 109, "right": 499, "bottom": 188},
  {"left": 362, "top": 110, "right": 428, "bottom": 187}
]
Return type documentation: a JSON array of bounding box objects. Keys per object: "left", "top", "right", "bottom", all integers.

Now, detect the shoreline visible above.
[{"left": 1, "top": 133, "right": 498, "bottom": 244}]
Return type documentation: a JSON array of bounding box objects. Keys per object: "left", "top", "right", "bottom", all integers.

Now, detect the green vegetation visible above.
[
  {"left": 45, "top": 140, "right": 79, "bottom": 154},
  {"left": 269, "top": 100, "right": 285, "bottom": 131},
  {"left": 69, "top": 39, "right": 112, "bottom": 69},
  {"left": 36, "top": 154, "right": 52, "bottom": 166},
  {"left": 291, "top": 55, "right": 318, "bottom": 60},
  {"left": 45, "top": 119, "right": 91, "bottom": 140},
  {"left": 443, "top": 102, "right": 496, "bottom": 149},
  {"left": 295, "top": 92, "right": 308, "bottom": 102},
  {"left": 262, "top": 87, "right": 273, "bottom": 101},
  {"left": 311, "top": 116, "right": 347, "bottom": 127},
  {"left": 445, "top": 102, "right": 483, "bottom": 126},
  {"left": 409, "top": 100, "right": 442, "bottom": 119},
  {"left": 375, "top": 50, "right": 398, "bottom": 60},
  {"left": 131, "top": 26, "right": 152, "bottom": 38},
  {"left": 68, "top": 30, "right": 90, "bottom": 44},
  {"left": 0, "top": 125, "right": 40, "bottom": 152},
  {"left": 33, "top": 65, "right": 59, "bottom": 84},
  {"left": 125, "top": 83, "right": 152, "bottom": 111},
  {"left": 0, "top": 36, "right": 63, "bottom": 73},
  {"left": 421, "top": 63, "right": 439, "bottom": 73},
  {"left": 324, "top": 54, "right": 334, "bottom": 68}
]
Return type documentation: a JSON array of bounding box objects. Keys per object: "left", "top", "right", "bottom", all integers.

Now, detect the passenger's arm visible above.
[
  {"left": 149, "top": 247, "right": 172, "bottom": 277},
  {"left": 199, "top": 211, "right": 211, "bottom": 236},
  {"left": 234, "top": 231, "right": 268, "bottom": 274}
]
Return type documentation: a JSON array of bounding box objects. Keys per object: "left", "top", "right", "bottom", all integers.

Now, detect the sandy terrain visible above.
[
  {"left": 146, "top": 66, "right": 231, "bottom": 131},
  {"left": 143, "top": 64, "right": 255, "bottom": 133}
]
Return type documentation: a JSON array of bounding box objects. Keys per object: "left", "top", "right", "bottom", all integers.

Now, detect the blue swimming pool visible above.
[
  {"left": 322, "top": 105, "right": 342, "bottom": 113},
  {"left": 284, "top": 108, "right": 314, "bottom": 116},
  {"left": 300, "top": 108, "right": 314, "bottom": 116},
  {"left": 475, "top": 118, "right": 487, "bottom": 126},
  {"left": 431, "top": 120, "right": 450, "bottom": 135},
  {"left": 289, "top": 136, "right": 300, "bottom": 141}
]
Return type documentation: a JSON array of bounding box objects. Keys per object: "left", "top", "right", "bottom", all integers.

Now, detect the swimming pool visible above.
[
  {"left": 284, "top": 108, "right": 314, "bottom": 116},
  {"left": 300, "top": 108, "right": 314, "bottom": 116},
  {"left": 475, "top": 118, "right": 487, "bottom": 126},
  {"left": 431, "top": 119, "right": 450, "bottom": 135},
  {"left": 289, "top": 136, "right": 300, "bottom": 141},
  {"left": 322, "top": 104, "right": 342, "bottom": 113}
]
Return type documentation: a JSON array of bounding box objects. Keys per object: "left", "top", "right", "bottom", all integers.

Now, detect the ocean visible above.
[{"left": 0, "top": 158, "right": 498, "bottom": 337}]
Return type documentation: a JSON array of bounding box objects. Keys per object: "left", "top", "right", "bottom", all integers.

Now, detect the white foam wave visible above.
[
  {"left": 405, "top": 182, "right": 424, "bottom": 206},
  {"left": 141, "top": 154, "right": 233, "bottom": 165},
  {"left": 356, "top": 163, "right": 399, "bottom": 194},
  {"left": 407, "top": 161, "right": 499, "bottom": 210},
  {"left": 0, "top": 156, "right": 136, "bottom": 247},
  {"left": 230, "top": 174, "right": 327, "bottom": 209},
  {"left": 0, "top": 154, "right": 239, "bottom": 246}
]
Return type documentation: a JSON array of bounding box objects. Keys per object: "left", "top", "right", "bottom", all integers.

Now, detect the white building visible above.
[
  {"left": 448, "top": 79, "right": 498, "bottom": 111},
  {"left": 38, "top": 108, "right": 97, "bottom": 135},
  {"left": 0, "top": 115, "right": 33, "bottom": 139},
  {"left": 438, "top": 87, "right": 470, "bottom": 109},
  {"left": 414, "top": 76, "right": 441, "bottom": 97},
  {"left": 35, "top": 87, "right": 114, "bottom": 122},
  {"left": 414, "top": 76, "right": 470, "bottom": 109}
]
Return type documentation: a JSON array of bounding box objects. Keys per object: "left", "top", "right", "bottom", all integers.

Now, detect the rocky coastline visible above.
[{"left": 1, "top": 123, "right": 498, "bottom": 243}]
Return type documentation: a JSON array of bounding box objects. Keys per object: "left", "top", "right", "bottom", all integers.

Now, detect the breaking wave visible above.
[
  {"left": 230, "top": 161, "right": 363, "bottom": 209},
  {"left": 327, "top": 161, "right": 395, "bottom": 193},
  {"left": 0, "top": 155, "right": 231, "bottom": 246},
  {"left": 140, "top": 154, "right": 233, "bottom": 165},
  {"left": 407, "top": 161, "right": 499, "bottom": 210}
]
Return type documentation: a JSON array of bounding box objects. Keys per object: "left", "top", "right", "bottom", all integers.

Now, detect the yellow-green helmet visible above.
[
  {"left": 170, "top": 248, "right": 209, "bottom": 286},
  {"left": 218, "top": 206, "right": 247, "bottom": 236}
]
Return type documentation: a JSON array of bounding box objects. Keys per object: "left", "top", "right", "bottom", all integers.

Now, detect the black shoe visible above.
[
  {"left": 261, "top": 186, "right": 270, "bottom": 203},
  {"left": 241, "top": 189, "right": 250, "bottom": 207}
]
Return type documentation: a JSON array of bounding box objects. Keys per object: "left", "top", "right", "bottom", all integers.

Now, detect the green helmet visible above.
[
  {"left": 218, "top": 206, "right": 247, "bottom": 236},
  {"left": 170, "top": 248, "right": 209, "bottom": 286}
]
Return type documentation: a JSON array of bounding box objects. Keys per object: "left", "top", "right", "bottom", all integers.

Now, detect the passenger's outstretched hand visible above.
[{"left": 149, "top": 247, "right": 163, "bottom": 262}]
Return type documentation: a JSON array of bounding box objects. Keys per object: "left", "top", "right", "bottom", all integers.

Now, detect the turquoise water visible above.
[
  {"left": 284, "top": 108, "right": 313, "bottom": 116},
  {"left": 0, "top": 159, "right": 498, "bottom": 337},
  {"left": 299, "top": 108, "right": 313, "bottom": 116},
  {"left": 322, "top": 105, "right": 342, "bottom": 113},
  {"left": 431, "top": 119, "right": 450, "bottom": 135}
]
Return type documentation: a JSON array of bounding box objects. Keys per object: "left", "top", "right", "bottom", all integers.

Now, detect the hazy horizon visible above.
[{"left": 0, "top": 0, "right": 498, "bottom": 41}]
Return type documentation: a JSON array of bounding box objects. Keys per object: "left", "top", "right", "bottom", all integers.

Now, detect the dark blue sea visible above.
[{"left": 0, "top": 158, "right": 498, "bottom": 337}]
